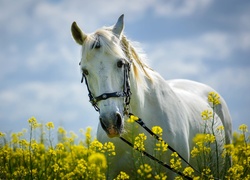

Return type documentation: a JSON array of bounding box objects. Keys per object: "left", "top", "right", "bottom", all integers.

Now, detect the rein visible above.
[
  {"left": 119, "top": 136, "right": 193, "bottom": 180},
  {"left": 122, "top": 114, "right": 197, "bottom": 180}
]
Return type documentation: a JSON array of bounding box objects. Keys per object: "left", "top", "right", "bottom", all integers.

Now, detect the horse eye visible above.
[
  {"left": 91, "top": 37, "right": 101, "bottom": 49},
  {"left": 117, "top": 60, "right": 124, "bottom": 68},
  {"left": 82, "top": 69, "right": 89, "bottom": 75},
  {"left": 95, "top": 41, "right": 101, "bottom": 49}
]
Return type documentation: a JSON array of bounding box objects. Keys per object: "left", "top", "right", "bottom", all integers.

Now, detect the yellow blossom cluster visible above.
[
  {"left": 28, "top": 116, "right": 42, "bottom": 129},
  {"left": 46, "top": 122, "right": 54, "bottom": 130},
  {"left": 137, "top": 164, "right": 152, "bottom": 179},
  {"left": 189, "top": 92, "right": 250, "bottom": 179},
  {"left": 0, "top": 119, "right": 115, "bottom": 180},
  {"left": 114, "top": 171, "right": 130, "bottom": 180},
  {"left": 0, "top": 119, "right": 249, "bottom": 179},
  {"left": 127, "top": 114, "right": 139, "bottom": 123},
  {"left": 0, "top": 91, "right": 249, "bottom": 179},
  {"left": 201, "top": 110, "right": 213, "bottom": 120},
  {"left": 208, "top": 91, "right": 221, "bottom": 105},
  {"left": 239, "top": 124, "right": 248, "bottom": 133},
  {"left": 170, "top": 152, "right": 182, "bottom": 171},
  {"left": 152, "top": 126, "right": 163, "bottom": 136},
  {"left": 223, "top": 128, "right": 250, "bottom": 179},
  {"left": 192, "top": 133, "right": 215, "bottom": 157},
  {"left": 152, "top": 126, "right": 168, "bottom": 152},
  {"left": 134, "top": 133, "right": 147, "bottom": 152}
]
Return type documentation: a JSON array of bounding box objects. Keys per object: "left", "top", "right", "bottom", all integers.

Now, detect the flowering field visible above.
[{"left": 0, "top": 93, "right": 249, "bottom": 179}]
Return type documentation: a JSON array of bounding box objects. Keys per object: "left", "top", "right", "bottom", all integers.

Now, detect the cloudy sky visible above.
[{"left": 1, "top": 0, "right": 249, "bottom": 136}]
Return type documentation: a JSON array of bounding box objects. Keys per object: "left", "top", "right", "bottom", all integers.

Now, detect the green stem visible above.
[
  {"left": 29, "top": 126, "right": 33, "bottom": 180},
  {"left": 212, "top": 105, "right": 219, "bottom": 178}
]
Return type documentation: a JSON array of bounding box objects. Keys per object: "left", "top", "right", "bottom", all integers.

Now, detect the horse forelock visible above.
[{"left": 82, "top": 28, "right": 153, "bottom": 79}]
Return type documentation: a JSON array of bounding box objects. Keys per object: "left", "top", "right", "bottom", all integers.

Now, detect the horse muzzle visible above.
[{"left": 99, "top": 112, "right": 123, "bottom": 138}]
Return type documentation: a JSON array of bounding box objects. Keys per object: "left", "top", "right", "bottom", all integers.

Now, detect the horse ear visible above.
[
  {"left": 71, "top": 22, "right": 87, "bottom": 45},
  {"left": 112, "top": 14, "right": 124, "bottom": 39}
]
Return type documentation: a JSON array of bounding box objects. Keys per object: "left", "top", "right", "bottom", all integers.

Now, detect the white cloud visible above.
[
  {"left": 0, "top": 81, "right": 99, "bottom": 131},
  {"left": 0, "top": 0, "right": 31, "bottom": 34},
  {"left": 206, "top": 67, "right": 250, "bottom": 91},
  {"left": 144, "top": 31, "right": 237, "bottom": 80},
  {"left": 0, "top": 0, "right": 215, "bottom": 37},
  {"left": 153, "top": 0, "right": 213, "bottom": 17},
  {"left": 146, "top": 30, "right": 249, "bottom": 63}
]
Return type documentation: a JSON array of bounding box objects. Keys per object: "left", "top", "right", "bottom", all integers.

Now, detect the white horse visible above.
[{"left": 71, "top": 15, "right": 232, "bottom": 178}]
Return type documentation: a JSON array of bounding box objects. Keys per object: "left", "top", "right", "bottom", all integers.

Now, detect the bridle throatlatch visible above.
[{"left": 81, "top": 59, "right": 132, "bottom": 114}]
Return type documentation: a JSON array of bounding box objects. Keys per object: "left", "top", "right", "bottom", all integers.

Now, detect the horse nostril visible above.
[
  {"left": 99, "top": 117, "right": 107, "bottom": 130},
  {"left": 116, "top": 112, "right": 122, "bottom": 129}
]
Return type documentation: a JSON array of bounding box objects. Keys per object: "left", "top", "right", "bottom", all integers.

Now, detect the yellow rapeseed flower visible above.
[
  {"left": 28, "top": 116, "right": 40, "bottom": 129},
  {"left": 208, "top": 92, "right": 220, "bottom": 105},
  {"left": 56, "top": 143, "right": 64, "bottom": 150},
  {"left": 155, "top": 140, "right": 168, "bottom": 152},
  {"left": 58, "top": 126, "right": 67, "bottom": 135},
  {"left": 11, "top": 133, "right": 19, "bottom": 144},
  {"left": 85, "top": 127, "right": 92, "bottom": 146},
  {"left": 170, "top": 152, "right": 182, "bottom": 170},
  {"left": 191, "top": 133, "right": 215, "bottom": 159},
  {"left": 28, "top": 116, "right": 37, "bottom": 124},
  {"left": 152, "top": 126, "right": 163, "bottom": 136},
  {"left": 46, "top": 122, "right": 54, "bottom": 130},
  {"left": 137, "top": 164, "right": 152, "bottom": 179},
  {"left": 127, "top": 115, "right": 139, "bottom": 123},
  {"left": 183, "top": 167, "right": 194, "bottom": 177},
  {"left": 193, "top": 133, "right": 215, "bottom": 144},
  {"left": 0, "top": 132, "right": 6, "bottom": 137},
  {"left": 88, "top": 153, "right": 107, "bottom": 169},
  {"left": 226, "top": 164, "right": 244, "bottom": 179},
  {"left": 49, "top": 148, "right": 56, "bottom": 156},
  {"left": 52, "top": 163, "right": 60, "bottom": 172},
  {"left": 239, "top": 124, "right": 248, "bottom": 133},
  {"left": 154, "top": 173, "right": 167, "bottom": 180},
  {"left": 201, "top": 110, "right": 213, "bottom": 120},
  {"left": 217, "top": 125, "right": 224, "bottom": 131},
  {"left": 191, "top": 147, "right": 200, "bottom": 158},
  {"left": 90, "top": 139, "right": 103, "bottom": 152},
  {"left": 134, "top": 133, "right": 147, "bottom": 151},
  {"left": 114, "top": 171, "right": 130, "bottom": 180},
  {"left": 19, "top": 139, "right": 29, "bottom": 148},
  {"left": 31, "top": 142, "right": 39, "bottom": 150},
  {"left": 102, "top": 142, "right": 116, "bottom": 156},
  {"left": 74, "top": 159, "right": 87, "bottom": 175},
  {"left": 201, "top": 167, "right": 213, "bottom": 179}
]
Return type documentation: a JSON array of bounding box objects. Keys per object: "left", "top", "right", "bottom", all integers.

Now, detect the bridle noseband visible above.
[{"left": 81, "top": 59, "right": 132, "bottom": 114}]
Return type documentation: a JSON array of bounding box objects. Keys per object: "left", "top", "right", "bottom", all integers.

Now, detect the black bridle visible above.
[{"left": 80, "top": 59, "right": 132, "bottom": 114}]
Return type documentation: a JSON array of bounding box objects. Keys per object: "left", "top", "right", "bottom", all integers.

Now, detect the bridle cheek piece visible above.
[{"left": 81, "top": 59, "right": 132, "bottom": 115}]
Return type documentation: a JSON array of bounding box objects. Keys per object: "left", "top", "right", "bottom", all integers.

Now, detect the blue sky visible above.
[{"left": 0, "top": 0, "right": 250, "bottom": 135}]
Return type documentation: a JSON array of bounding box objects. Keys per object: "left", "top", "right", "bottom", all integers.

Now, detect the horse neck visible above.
[
  {"left": 129, "top": 68, "right": 174, "bottom": 119},
  {"left": 123, "top": 38, "right": 177, "bottom": 120}
]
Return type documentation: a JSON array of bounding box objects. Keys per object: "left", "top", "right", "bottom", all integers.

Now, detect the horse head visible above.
[{"left": 71, "top": 15, "right": 131, "bottom": 138}]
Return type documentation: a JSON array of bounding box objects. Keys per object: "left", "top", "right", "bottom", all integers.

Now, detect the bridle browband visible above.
[{"left": 80, "top": 58, "right": 132, "bottom": 114}]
